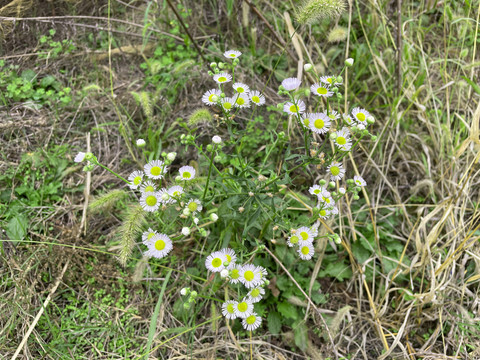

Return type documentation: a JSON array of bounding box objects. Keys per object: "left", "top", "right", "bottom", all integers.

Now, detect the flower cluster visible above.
[
  {"left": 279, "top": 59, "right": 376, "bottom": 260},
  {"left": 205, "top": 247, "right": 267, "bottom": 332},
  {"left": 202, "top": 50, "right": 266, "bottom": 116}
]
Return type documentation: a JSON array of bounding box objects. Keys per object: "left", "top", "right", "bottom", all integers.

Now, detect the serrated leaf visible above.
[
  {"left": 6, "top": 215, "right": 28, "bottom": 242},
  {"left": 21, "top": 69, "right": 36, "bottom": 82},
  {"left": 267, "top": 311, "right": 282, "bottom": 334},
  {"left": 277, "top": 301, "right": 298, "bottom": 320},
  {"left": 293, "top": 321, "right": 308, "bottom": 351}
]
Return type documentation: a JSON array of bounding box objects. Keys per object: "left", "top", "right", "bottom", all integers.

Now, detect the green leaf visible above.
[
  {"left": 267, "top": 311, "right": 282, "bottom": 335},
  {"left": 461, "top": 76, "right": 480, "bottom": 95},
  {"left": 293, "top": 321, "right": 308, "bottom": 351},
  {"left": 318, "top": 262, "right": 353, "bottom": 281},
  {"left": 277, "top": 301, "right": 298, "bottom": 320},
  {"left": 352, "top": 241, "right": 371, "bottom": 263},
  {"left": 6, "top": 215, "right": 28, "bottom": 242},
  {"left": 40, "top": 75, "right": 56, "bottom": 88},
  {"left": 20, "top": 69, "right": 36, "bottom": 83}
]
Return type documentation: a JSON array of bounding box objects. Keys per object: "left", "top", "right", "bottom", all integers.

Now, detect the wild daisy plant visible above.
[{"left": 73, "top": 43, "right": 376, "bottom": 344}]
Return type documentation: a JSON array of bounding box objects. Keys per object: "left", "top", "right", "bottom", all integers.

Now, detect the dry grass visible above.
[{"left": 0, "top": 0, "right": 479, "bottom": 359}]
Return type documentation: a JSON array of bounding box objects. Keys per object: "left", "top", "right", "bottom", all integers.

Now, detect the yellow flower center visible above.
[
  {"left": 223, "top": 102, "right": 232, "bottom": 110},
  {"left": 314, "top": 119, "right": 324, "bottom": 129},
  {"left": 244, "top": 270, "right": 254, "bottom": 282},
  {"left": 225, "top": 254, "right": 232, "bottom": 262},
  {"left": 250, "top": 289, "right": 260, "bottom": 298},
  {"left": 289, "top": 104, "right": 299, "bottom": 113},
  {"left": 237, "top": 97, "right": 245, "bottom": 105},
  {"left": 290, "top": 235, "right": 299, "bottom": 244},
  {"left": 151, "top": 166, "right": 161, "bottom": 176},
  {"left": 330, "top": 166, "right": 340, "bottom": 176},
  {"left": 133, "top": 176, "right": 142, "bottom": 185},
  {"left": 188, "top": 202, "right": 198, "bottom": 211},
  {"left": 337, "top": 137, "right": 346, "bottom": 145},
  {"left": 303, "top": 118, "right": 310, "bottom": 126},
  {"left": 355, "top": 180, "right": 361, "bottom": 185},
  {"left": 208, "top": 94, "right": 216, "bottom": 102},
  {"left": 238, "top": 302, "right": 248, "bottom": 312},
  {"left": 251, "top": 96, "right": 260, "bottom": 103},
  {"left": 319, "top": 210, "right": 327, "bottom": 216},
  {"left": 317, "top": 87, "right": 327, "bottom": 95},
  {"left": 327, "top": 77, "right": 333, "bottom": 84},
  {"left": 155, "top": 239, "right": 165, "bottom": 250},
  {"left": 301, "top": 246, "right": 310, "bottom": 255},
  {"left": 313, "top": 189, "right": 320, "bottom": 194},
  {"left": 146, "top": 195, "right": 157, "bottom": 207},
  {"left": 218, "top": 76, "right": 227, "bottom": 82},
  {"left": 227, "top": 304, "right": 235, "bottom": 313},
  {"left": 173, "top": 191, "right": 181, "bottom": 197},
  {"left": 183, "top": 171, "right": 191, "bottom": 179},
  {"left": 212, "top": 258, "right": 222, "bottom": 268},
  {"left": 144, "top": 185, "right": 155, "bottom": 192},
  {"left": 147, "top": 232, "right": 155, "bottom": 240},
  {"left": 229, "top": 54, "right": 235, "bottom": 58},
  {"left": 246, "top": 315, "right": 256, "bottom": 325},
  {"left": 230, "top": 269, "right": 240, "bottom": 279},
  {"left": 237, "top": 87, "right": 245, "bottom": 93},
  {"left": 300, "top": 231, "right": 309, "bottom": 240},
  {"left": 356, "top": 113, "right": 366, "bottom": 121}
]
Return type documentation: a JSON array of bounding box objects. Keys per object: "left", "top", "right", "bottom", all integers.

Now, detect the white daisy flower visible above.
[
  {"left": 283, "top": 100, "right": 306, "bottom": 115},
  {"left": 128, "top": 170, "right": 144, "bottom": 190},
  {"left": 186, "top": 199, "right": 202, "bottom": 214},
  {"left": 233, "top": 93, "right": 250, "bottom": 108},
  {"left": 334, "top": 127, "right": 352, "bottom": 151},
  {"left": 212, "top": 135, "right": 222, "bottom": 144},
  {"left": 351, "top": 107, "right": 370, "bottom": 126},
  {"left": 202, "top": 89, "right": 221, "bottom": 106},
  {"left": 221, "top": 97, "right": 234, "bottom": 112},
  {"left": 309, "top": 184, "right": 324, "bottom": 196},
  {"left": 319, "top": 190, "right": 335, "bottom": 207},
  {"left": 318, "top": 208, "right": 331, "bottom": 220},
  {"left": 354, "top": 175, "right": 367, "bottom": 187},
  {"left": 297, "top": 226, "right": 314, "bottom": 245},
  {"left": 247, "top": 287, "right": 265, "bottom": 303},
  {"left": 301, "top": 113, "right": 312, "bottom": 129},
  {"left": 249, "top": 90, "right": 265, "bottom": 106},
  {"left": 157, "top": 187, "right": 171, "bottom": 204},
  {"left": 298, "top": 242, "right": 315, "bottom": 260},
  {"left": 234, "top": 298, "right": 254, "bottom": 318},
  {"left": 327, "top": 162, "right": 346, "bottom": 181},
  {"left": 222, "top": 300, "right": 238, "bottom": 320},
  {"left": 320, "top": 75, "right": 342, "bottom": 86},
  {"left": 144, "top": 233, "right": 173, "bottom": 259},
  {"left": 330, "top": 205, "right": 339, "bottom": 215},
  {"left": 228, "top": 264, "right": 242, "bottom": 284},
  {"left": 242, "top": 312, "right": 262, "bottom": 331},
  {"left": 311, "top": 83, "right": 333, "bottom": 97},
  {"left": 281, "top": 77, "right": 301, "bottom": 91},
  {"left": 239, "top": 264, "right": 261, "bottom": 289},
  {"left": 142, "top": 228, "right": 158, "bottom": 246},
  {"left": 224, "top": 50, "right": 242, "bottom": 59},
  {"left": 140, "top": 192, "right": 161, "bottom": 212},
  {"left": 255, "top": 265, "right": 268, "bottom": 283},
  {"left": 287, "top": 233, "right": 300, "bottom": 247},
  {"left": 338, "top": 187, "right": 346, "bottom": 194},
  {"left": 220, "top": 269, "right": 229, "bottom": 278},
  {"left": 140, "top": 180, "right": 156, "bottom": 194},
  {"left": 213, "top": 72, "right": 232, "bottom": 84},
  {"left": 328, "top": 110, "right": 341, "bottom": 120},
  {"left": 181, "top": 227, "right": 190, "bottom": 236},
  {"left": 179, "top": 165, "right": 196, "bottom": 181},
  {"left": 205, "top": 251, "right": 227, "bottom": 272},
  {"left": 144, "top": 160, "right": 167, "bottom": 180},
  {"left": 74, "top": 152, "right": 86, "bottom": 163},
  {"left": 309, "top": 113, "right": 331, "bottom": 134},
  {"left": 233, "top": 82, "right": 250, "bottom": 93},
  {"left": 221, "top": 248, "right": 237, "bottom": 268},
  {"left": 310, "top": 225, "right": 319, "bottom": 237},
  {"left": 343, "top": 114, "right": 354, "bottom": 125},
  {"left": 167, "top": 185, "right": 184, "bottom": 199}
]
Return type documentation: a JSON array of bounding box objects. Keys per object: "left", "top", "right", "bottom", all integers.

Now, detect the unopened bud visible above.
[
  {"left": 238, "top": 207, "right": 245, "bottom": 213},
  {"left": 336, "top": 76, "right": 343, "bottom": 83},
  {"left": 329, "top": 181, "right": 335, "bottom": 188},
  {"left": 329, "top": 132, "right": 337, "bottom": 140},
  {"left": 136, "top": 139, "right": 146, "bottom": 147},
  {"left": 210, "top": 213, "right": 219, "bottom": 222},
  {"left": 167, "top": 152, "right": 176, "bottom": 161},
  {"left": 367, "top": 116, "right": 375, "bottom": 124},
  {"left": 304, "top": 89, "right": 311, "bottom": 97},
  {"left": 304, "top": 63, "right": 313, "bottom": 72},
  {"left": 210, "top": 62, "right": 217, "bottom": 68},
  {"left": 345, "top": 58, "right": 354, "bottom": 67},
  {"left": 249, "top": 192, "right": 254, "bottom": 197}
]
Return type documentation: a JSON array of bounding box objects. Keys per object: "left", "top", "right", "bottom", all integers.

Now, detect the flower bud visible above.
[
  {"left": 304, "top": 89, "right": 311, "bottom": 97},
  {"left": 182, "top": 227, "right": 191, "bottom": 236},
  {"left": 180, "top": 287, "right": 190, "bottom": 296},
  {"left": 183, "top": 208, "right": 191, "bottom": 216},
  {"left": 218, "top": 62, "right": 225, "bottom": 69},
  {"left": 199, "top": 228, "right": 207, "bottom": 236},
  {"left": 212, "top": 135, "right": 222, "bottom": 144},
  {"left": 367, "top": 116, "right": 375, "bottom": 124},
  {"left": 210, "top": 62, "right": 217, "bottom": 68},
  {"left": 362, "top": 129, "right": 369, "bottom": 136},
  {"left": 167, "top": 152, "right": 176, "bottom": 161},
  {"left": 336, "top": 76, "right": 343, "bottom": 83},
  {"left": 304, "top": 63, "right": 313, "bottom": 72},
  {"left": 371, "top": 135, "right": 378, "bottom": 141},
  {"left": 84, "top": 152, "right": 94, "bottom": 161},
  {"left": 220, "top": 269, "right": 229, "bottom": 278},
  {"left": 319, "top": 179, "right": 327, "bottom": 186},
  {"left": 329, "top": 132, "right": 337, "bottom": 140},
  {"left": 210, "top": 213, "right": 219, "bottom": 222},
  {"left": 207, "top": 71, "right": 213, "bottom": 76},
  {"left": 190, "top": 290, "right": 198, "bottom": 299},
  {"left": 206, "top": 144, "right": 213, "bottom": 152},
  {"left": 345, "top": 58, "right": 354, "bottom": 67},
  {"left": 249, "top": 192, "right": 254, "bottom": 197},
  {"left": 353, "top": 195, "right": 360, "bottom": 200},
  {"left": 329, "top": 181, "right": 335, "bottom": 188},
  {"left": 214, "top": 155, "right": 222, "bottom": 162},
  {"left": 136, "top": 139, "right": 146, "bottom": 147}
]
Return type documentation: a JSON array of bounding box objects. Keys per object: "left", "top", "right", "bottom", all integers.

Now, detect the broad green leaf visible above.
[
  {"left": 267, "top": 311, "right": 282, "bottom": 335},
  {"left": 277, "top": 301, "right": 298, "bottom": 320},
  {"left": 318, "top": 262, "right": 352, "bottom": 281},
  {"left": 293, "top": 320, "right": 308, "bottom": 351},
  {"left": 6, "top": 215, "right": 28, "bottom": 242}
]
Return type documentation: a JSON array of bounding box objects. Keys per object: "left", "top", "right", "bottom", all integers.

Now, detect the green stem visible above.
[
  {"left": 96, "top": 162, "right": 130, "bottom": 184},
  {"left": 202, "top": 144, "right": 217, "bottom": 201}
]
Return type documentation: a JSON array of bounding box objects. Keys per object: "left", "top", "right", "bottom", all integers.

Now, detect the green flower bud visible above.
[
  {"left": 319, "top": 179, "right": 327, "bottom": 185},
  {"left": 190, "top": 291, "right": 198, "bottom": 298},
  {"left": 210, "top": 62, "right": 217, "bottom": 68},
  {"left": 329, "top": 181, "right": 335, "bottom": 188},
  {"left": 332, "top": 87, "right": 338, "bottom": 93},
  {"left": 207, "top": 71, "right": 213, "bottom": 76},
  {"left": 218, "top": 62, "right": 225, "bottom": 69},
  {"left": 305, "top": 89, "right": 311, "bottom": 96},
  {"left": 206, "top": 144, "right": 213, "bottom": 152},
  {"left": 304, "top": 63, "right": 313, "bottom": 72},
  {"left": 214, "top": 155, "right": 222, "bottom": 162},
  {"left": 345, "top": 58, "right": 354, "bottom": 67},
  {"left": 336, "top": 76, "right": 343, "bottom": 83},
  {"left": 329, "top": 132, "right": 337, "bottom": 140},
  {"left": 367, "top": 116, "right": 375, "bottom": 124},
  {"left": 353, "top": 195, "right": 360, "bottom": 200},
  {"left": 362, "top": 129, "right": 369, "bottom": 136},
  {"left": 371, "top": 135, "right": 378, "bottom": 141},
  {"left": 84, "top": 152, "right": 94, "bottom": 161},
  {"left": 161, "top": 151, "right": 167, "bottom": 157}
]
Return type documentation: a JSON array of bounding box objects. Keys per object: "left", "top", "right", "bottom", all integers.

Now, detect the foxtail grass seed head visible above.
[
  {"left": 188, "top": 108, "right": 213, "bottom": 126},
  {"left": 295, "top": 0, "right": 346, "bottom": 25},
  {"left": 328, "top": 26, "right": 348, "bottom": 42}
]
